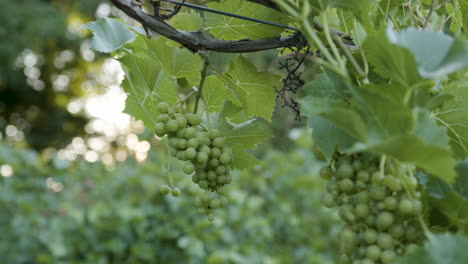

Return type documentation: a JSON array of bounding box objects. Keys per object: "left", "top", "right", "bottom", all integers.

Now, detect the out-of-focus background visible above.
[{"left": 0, "top": 1, "right": 340, "bottom": 263}]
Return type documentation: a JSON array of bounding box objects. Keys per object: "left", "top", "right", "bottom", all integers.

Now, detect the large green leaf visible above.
[
  {"left": 145, "top": 37, "right": 203, "bottom": 86},
  {"left": 301, "top": 97, "right": 368, "bottom": 142},
  {"left": 308, "top": 116, "right": 357, "bottom": 161},
  {"left": 387, "top": 27, "right": 468, "bottom": 79},
  {"left": 437, "top": 81, "right": 468, "bottom": 159},
  {"left": 396, "top": 233, "right": 468, "bottom": 264},
  {"left": 364, "top": 29, "right": 424, "bottom": 91},
  {"left": 169, "top": 10, "right": 204, "bottom": 32},
  {"left": 353, "top": 134, "right": 457, "bottom": 182},
  {"left": 119, "top": 38, "right": 179, "bottom": 128},
  {"left": 205, "top": 0, "right": 290, "bottom": 40},
  {"left": 413, "top": 109, "right": 450, "bottom": 148},
  {"left": 83, "top": 17, "right": 136, "bottom": 53},
  {"left": 222, "top": 56, "right": 281, "bottom": 121},
  {"left": 202, "top": 76, "right": 240, "bottom": 113},
  {"left": 206, "top": 102, "right": 272, "bottom": 169}
]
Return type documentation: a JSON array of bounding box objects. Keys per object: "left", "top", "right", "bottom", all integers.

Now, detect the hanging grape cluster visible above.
[
  {"left": 320, "top": 154, "right": 424, "bottom": 264},
  {"left": 156, "top": 102, "right": 232, "bottom": 221}
]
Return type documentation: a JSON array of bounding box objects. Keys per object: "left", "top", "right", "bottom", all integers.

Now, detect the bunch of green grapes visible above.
[
  {"left": 320, "top": 154, "right": 423, "bottom": 264},
  {"left": 155, "top": 102, "right": 232, "bottom": 221}
]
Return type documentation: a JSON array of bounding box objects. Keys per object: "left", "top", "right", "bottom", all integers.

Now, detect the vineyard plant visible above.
[
  {"left": 11, "top": 0, "right": 468, "bottom": 263},
  {"left": 84, "top": 0, "right": 468, "bottom": 263}
]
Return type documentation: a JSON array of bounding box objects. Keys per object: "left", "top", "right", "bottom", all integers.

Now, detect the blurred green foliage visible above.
[
  {"left": 0, "top": 132, "right": 339, "bottom": 264},
  {"left": 0, "top": 0, "right": 104, "bottom": 150}
]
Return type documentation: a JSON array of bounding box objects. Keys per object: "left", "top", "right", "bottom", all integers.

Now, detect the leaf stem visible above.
[
  {"left": 423, "top": 0, "right": 437, "bottom": 28},
  {"left": 194, "top": 61, "right": 209, "bottom": 114}
]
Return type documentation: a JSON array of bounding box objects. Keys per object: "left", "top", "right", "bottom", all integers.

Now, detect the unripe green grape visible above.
[
  {"left": 405, "top": 226, "right": 420, "bottom": 241},
  {"left": 212, "top": 137, "right": 226, "bottom": 148},
  {"left": 176, "top": 150, "right": 187, "bottom": 161},
  {"left": 195, "top": 197, "right": 203, "bottom": 207},
  {"left": 210, "top": 147, "right": 221, "bottom": 158},
  {"left": 177, "top": 139, "right": 187, "bottom": 149},
  {"left": 352, "top": 160, "right": 363, "bottom": 170},
  {"left": 355, "top": 203, "right": 369, "bottom": 218},
  {"left": 371, "top": 171, "right": 383, "bottom": 184},
  {"left": 321, "top": 193, "right": 335, "bottom": 208},
  {"left": 412, "top": 199, "right": 423, "bottom": 214},
  {"left": 398, "top": 197, "right": 414, "bottom": 215},
  {"left": 320, "top": 166, "right": 334, "bottom": 180},
  {"left": 208, "top": 213, "right": 215, "bottom": 222},
  {"left": 176, "top": 128, "right": 185, "bottom": 138},
  {"left": 366, "top": 245, "right": 381, "bottom": 261},
  {"left": 380, "top": 250, "right": 397, "bottom": 263},
  {"left": 199, "top": 180, "right": 209, "bottom": 189},
  {"left": 339, "top": 205, "right": 356, "bottom": 223},
  {"left": 363, "top": 229, "right": 377, "bottom": 244},
  {"left": 377, "top": 233, "right": 394, "bottom": 249},
  {"left": 157, "top": 114, "right": 170, "bottom": 124},
  {"left": 196, "top": 152, "right": 209, "bottom": 164},
  {"left": 187, "top": 114, "right": 201, "bottom": 126},
  {"left": 339, "top": 179, "right": 354, "bottom": 193},
  {"left": 171, "top": 187, "right": 181, "bottom": 197},
  {"left": 222, "top": 147, "right": 233, "bottom": 155},
  {"left": 383, "top": 196, "right": 398, "bottom": 211},
  {"left": 166, "top": 120, "right": 179, "bottom": 132},
  {"left": 376, "top": 212, "right": 394, "bottom": 230},
  {"left": 200, "top": 145, "right": 211, "bottom": 154},
  {"left": 192, "top": 174, "right": 200, "bottom": 183},
  {"left": 340, "top": 227, "right": 356, "bottom": 243},
  {"left": 169, "top": 138, "right": 179, "bottom": 148},
  {"left": 365, "top": 215, "right": 376, "bottom": 227},
  {"left": 169, "top": 147, "right": 177, "bottom": 157},
  {"left": 219, "top": 153, "right": 231, "bottom": 165},
  {"left": 154, "top": 122, "right": 166, "bottom": 137},
  {"left": 355, "top": 191, "right": 370, "bottom": 203},
  {"left": 225, "top": 174, "right": 232, "bottom": 184},
  {"left": 183, "top": 162, "right": 195, "bottom": 174},
  {"left": 175, "top": 115, "right": 187, "bottom": 128},
  {"left": 406, "top": 176, "right": 418, "bottom": 191},
  {"left": 207, "top": 171, "right": 217, "bottom": 181},
  {"left": 209, "top": 158, "right": 219, "bottom": 168},
  {"left": 210, "top": 198, "right": 220, "bottom": 208},
  {"left": 157, "top": 102, "right": 170, "bottom": 113},
  {"left": 357, "top": 170, "right": 370, "bottom": 182},
  {"left": 389, "top": 224, "right": 404, "bottom": 238},
  {"left": 198, "top": 171, "right": 207, "bottom": 180},
  {"left": 208, "top": 129, "right": 221, "bottom": 140},
  {"left": 184, "top": 127, "right": 197, "bottom": 139},
  {"left": 369, "top": 186, "right": 387, "bottom": 201},
  {"left": 160, "top": 185, "right": 171, "bottom": 195},
  {"left": 355, "top": 181, "right": 367, "bottom": 191},
  {"left": 219, "top": 195, "right": 228, "bottom": 207},
  {"left": 187, "top": 138, "right": 199, "bottom": 148},
  {"left": 185, "top": 147, "right": 197, "bottom": 160},
  {"left": 209, "top": 181, "right": 217, "bottom": 187},
  {"left": 336, "top": 164, "right": 354, "bottom": 179},
  {"left": 217, "top": 175, "right": 226, "bottom": 184},
  {"left": 406, "top": 243, "right": 419, "bottom": 253},
  {"left": 327, "top": 180, "right": 340, "bottom": 197},
  {"left": 215, "top": 165, "right": 226, "bottom": 175},
  {"left": 201, "top": 193, "right": 210, "bottom": 203},
  {"left": 382, "top": 175, "right": 402, "bottom": 192}
]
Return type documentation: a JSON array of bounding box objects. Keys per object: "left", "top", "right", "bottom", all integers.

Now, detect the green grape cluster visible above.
[
  {"left": 320, "top": 154, "right": 423, "bottom": 264},
  {"left": 155, "top": 102, "right": 233, "bottom": 221}
]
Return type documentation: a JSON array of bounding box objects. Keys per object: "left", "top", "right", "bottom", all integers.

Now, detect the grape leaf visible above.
[
  {"left": 303, "top": 70, "right": 348, "bottom": 100},
  {"left": 222, "top": 56, "right": 281, "bottom": 121},
  {"left": 413, "top": 108, "right": 450, "bottom": 148},
  {"left": 301, "top": 97, "right": 368, "bottom": 142},
  {"left": 205, "top": 0, "right": 290, "bottom": 40},
  {"left": 454, "top": 160, "right": 468, "bottom": 199},
  {"left": 387, "top": 27, "right": 468, "bottom": 79},
  {"left": 437, "top": 81, "right": 468, "bottom": 159},
  {"left": 202, "top": 76, "right": 240, "bottom": 113},
  {"left": 396, "top": 233, "right": 468, "bottom": 264},
  {"left": 353, "top": 134, "right": 457, "bottom": 182},
  {"left": 169, "top": 10, "right": 203, "bottom": 31},
  {"left": 145, "top": 37, "right": 203, "bottom": 86},
  {"left": 83, "top": 17, "right": 136, "bottom": 53},
  {"left": 119, "top": 38, "right": 179, "bottom": 128},
  {"left": 446, "top": 2, "right": 463, "bottom": 33},
  {"left": 206, "top": 101, "right": 272, "bottom": 169},
  {"left": 364, "top": 28, "right": 424, "bottom": 91},
  {"left": 308, "top": 116, "right": 357, "bottom": 161}
]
